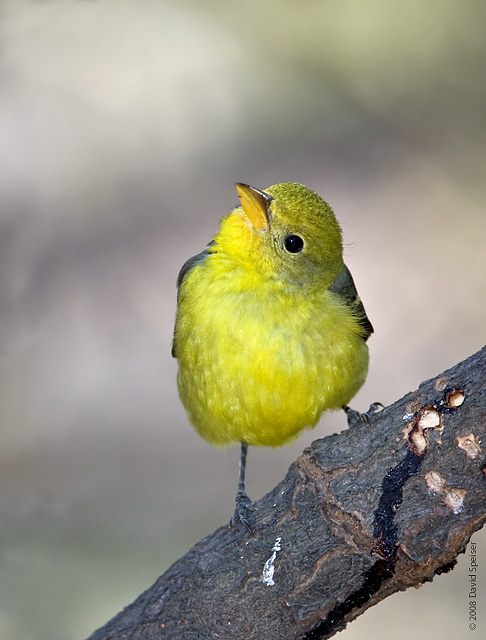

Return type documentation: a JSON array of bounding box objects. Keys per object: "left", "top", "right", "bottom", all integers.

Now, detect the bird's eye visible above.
[{"left": 284, "top": 234, "right": 304, "bottom": 253}]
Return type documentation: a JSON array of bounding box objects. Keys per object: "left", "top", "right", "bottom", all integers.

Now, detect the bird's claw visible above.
[
  {"left": 343, "top": 402, "right": 384, "bottom": 428},
  {"left": 230, "top": 492, "right": 257, "bottom": 535}
]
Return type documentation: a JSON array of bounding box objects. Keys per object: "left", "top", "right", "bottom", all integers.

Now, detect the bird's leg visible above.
[
  {"left": 230, "top": 442, "right": 256, "bottom": 534},
  {"left": 343, "top": 402, "right": 384, "bottom": 428}
]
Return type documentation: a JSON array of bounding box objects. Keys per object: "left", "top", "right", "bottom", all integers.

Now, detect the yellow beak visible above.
[{"left": 235, "top": 183, "right": 272, "bottom": 230}]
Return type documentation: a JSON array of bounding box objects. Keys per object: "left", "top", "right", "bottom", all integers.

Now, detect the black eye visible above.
[{"left": 284, "top": 234, "right": 304, "bottom": 253}]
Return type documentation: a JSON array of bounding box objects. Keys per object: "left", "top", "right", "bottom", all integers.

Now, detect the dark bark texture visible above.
[{"left": 88, "top": 346, "right": 486, "bottom": 640}]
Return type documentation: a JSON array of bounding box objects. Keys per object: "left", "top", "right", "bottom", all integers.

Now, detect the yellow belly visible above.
[{"left": 175, "top": 264, "right": 369, "bottom": 447}]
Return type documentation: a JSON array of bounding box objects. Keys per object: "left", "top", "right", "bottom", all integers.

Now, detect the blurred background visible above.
[{"left": 1, "top": 1, "right": 485, "bottom": 638}]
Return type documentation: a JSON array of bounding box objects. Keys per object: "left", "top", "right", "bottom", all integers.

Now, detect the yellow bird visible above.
[{"left": 172, "top": 182, "right": 373, "bottom": 531}]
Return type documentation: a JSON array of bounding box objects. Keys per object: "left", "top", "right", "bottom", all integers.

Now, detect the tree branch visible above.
[{"left": 87, "top": 346, "right": 486, "bottom": 640}]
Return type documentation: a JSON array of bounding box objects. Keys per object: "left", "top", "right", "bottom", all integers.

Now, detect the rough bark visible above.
[{"left": 88, "top": 346, "right": 486, "bottom": 640}]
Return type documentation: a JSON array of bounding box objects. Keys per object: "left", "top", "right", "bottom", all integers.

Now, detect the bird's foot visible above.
[
  {"left": 343, "top": 402, "right": 384, "bottom": 428},
  {"left": 230, "top": 491, "right": 257, "bottom": 535}
]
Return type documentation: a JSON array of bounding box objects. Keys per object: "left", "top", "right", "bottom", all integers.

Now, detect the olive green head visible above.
[{"left": 219, "top": 182, "right": 344, "bottom": 288}]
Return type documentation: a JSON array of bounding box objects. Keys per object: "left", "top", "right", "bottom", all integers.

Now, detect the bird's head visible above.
[{"left": 216, "top": 182, "right": 344, "bottom": 289}]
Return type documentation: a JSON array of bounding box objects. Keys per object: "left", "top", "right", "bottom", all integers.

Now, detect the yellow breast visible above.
[{"left": 175, "top": 254, "right": 369, "bottom": 447}]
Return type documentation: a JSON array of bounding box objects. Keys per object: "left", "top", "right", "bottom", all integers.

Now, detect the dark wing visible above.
[
  {"left": 329, "top": 263, "right": 373, "bottom": 341},
  {"left": 176, "top": 247, "right": 212, "bottom": 288},
  {"left": 172, "top": 245, "right": 213, "bottom": 358}
]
